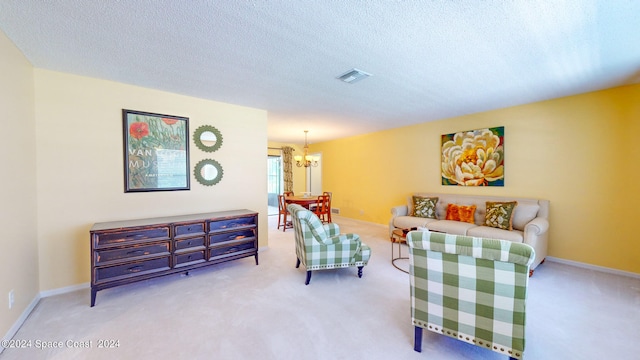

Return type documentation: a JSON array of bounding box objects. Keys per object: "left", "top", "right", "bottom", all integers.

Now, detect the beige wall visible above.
[
  {"left": 33, "top": 69, "right": 268, "bottom": 291},
  {"left": 0, "top": 32, "right": 39, "bottom": 339},
  {"left": 312, "top": 84, "right": 640, "bottom": 274}
]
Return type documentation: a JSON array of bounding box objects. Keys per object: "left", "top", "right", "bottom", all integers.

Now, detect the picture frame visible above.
[
  {"left": 441, "top": 126, "right": 504, "bottom": 186},
  {"left": 123, "top": 109, "right": 190, "bottom": 192}
]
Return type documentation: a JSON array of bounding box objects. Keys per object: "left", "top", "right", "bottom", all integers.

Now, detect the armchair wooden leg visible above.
[
  {"left": 414, "top": 326, "right": 423, "bottom": 352},
  {"left": 305, "top": 270, "right": 312, "bottom": 285},
  {"left": 357, "top": 266, "right": 363, "bottom": 278},
  {"left": 296, "top": 258, "right": 300, "bottom": 268}
]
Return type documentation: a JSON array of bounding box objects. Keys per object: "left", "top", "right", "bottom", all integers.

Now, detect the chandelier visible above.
[{"left": 294, "top": 130, "right": 319, "bottom": 167}]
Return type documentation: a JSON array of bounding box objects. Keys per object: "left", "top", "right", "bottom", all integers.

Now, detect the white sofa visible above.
[{"left": 390, "top": 193, "right": 549, "bottom": 272}]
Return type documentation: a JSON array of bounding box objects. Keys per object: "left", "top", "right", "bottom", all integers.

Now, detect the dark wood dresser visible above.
[{"left": 90, "top": 209, "right": 258, "bottom": 306}]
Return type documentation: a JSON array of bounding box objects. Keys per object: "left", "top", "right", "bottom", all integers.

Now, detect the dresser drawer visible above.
[
  {"left": 175, "top": 222, "right": 206, "bottom": 238},
  {"left": 94, "top": 227, "right": 170, "bottom": 247},
  {"left": 94, "top": 257, "right": 170, "bottom": 283},
  {"left": 209, "top": 229, "right": 255, "bottom": 245},
  {"left": 209, "top": 216, "right": 256, "bottom": 231},
  {"left": 209, "top": 240, "right": 255, "bottom": 260},
  {"left": 175, "top": 236, "right": 205, "bottom": 251},
  {"left": 174, "top": 250, "right": 206, "bottom": 267},
  {"left": 94, "top": 242, "right": 170, "bottom": 265}
]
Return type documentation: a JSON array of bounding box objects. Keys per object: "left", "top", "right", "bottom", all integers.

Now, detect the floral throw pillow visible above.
[
  {"left": 485, "top": 201, "right": 518, "bottom": 230},
  {"left": 445, "top": 204, "right": 476, "bottom": 224},
  {"left": 413, "top": 196, "right": 438, "bottom": 219}
]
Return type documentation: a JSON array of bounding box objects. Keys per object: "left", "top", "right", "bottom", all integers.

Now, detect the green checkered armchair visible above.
[
  {"left": 287, "top": 204, "right": 371, "bottom": 285},
  {"left": 408, "top": 231, "right": 534, "bottom": 360}
]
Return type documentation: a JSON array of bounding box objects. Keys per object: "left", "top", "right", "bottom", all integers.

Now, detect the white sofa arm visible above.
[
  {"left": 391, "top": 205, "right": 408, "bottom": 217},
  {"left": 523, "top": 217, "right": 550, "bottom": 270},
  {"left": 525, "top": 217, "right": 549, "bottom": 236},
  {"left": 389, "top": 205, "right": 409, "bottom": 238}
]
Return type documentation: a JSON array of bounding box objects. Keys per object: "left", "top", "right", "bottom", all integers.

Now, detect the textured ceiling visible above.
[{"left": 1, "top": 1, "right": 639, "bottom": 144}]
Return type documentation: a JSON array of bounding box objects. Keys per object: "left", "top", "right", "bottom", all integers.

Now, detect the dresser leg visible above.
[
  {"left": 255, "top": 253, "right": 259, "bottom": 265},
  {"left": 90, "top": 288, "right": 97, "bottom": 307}
]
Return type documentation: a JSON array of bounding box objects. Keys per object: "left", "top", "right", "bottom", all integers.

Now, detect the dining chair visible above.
[
  {"left": 323, "top": 191, "right": 332, "bottom": 222},
  {"left": 283, "top": 191, "right": 294, "bottom": 197},
  {"left": 313, "top": 194, "right": 331, "bottom": 223},
  {"left": 277, "top": 194, "right": 292, "bottom": 232},
  {"left": 309, "top": 191, "right": 332, "bottom": 221}
]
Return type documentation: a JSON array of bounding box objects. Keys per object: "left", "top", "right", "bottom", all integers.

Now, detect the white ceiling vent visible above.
[{"left": 336, "top": 68, "right": 372, "bottom": 84}]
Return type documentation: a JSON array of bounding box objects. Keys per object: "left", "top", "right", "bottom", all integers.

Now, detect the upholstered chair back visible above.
[{"left": 408, "top": 230, "right": 534, "bottom": 359}]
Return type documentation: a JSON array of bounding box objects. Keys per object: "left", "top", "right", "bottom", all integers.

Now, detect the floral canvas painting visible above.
[
  {"left": 441, "top": 126, "right": 504, "bottom": 186},
  {"left": 123, "top": 109, "right": 190, "bottom": 192}
]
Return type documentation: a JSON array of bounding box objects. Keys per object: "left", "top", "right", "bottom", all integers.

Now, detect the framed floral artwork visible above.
[
  {"left": 122, "top": 109, "right": 190, "bottom": 192},
  {"left": 441, "top": 126, "right": 504, "bottom": 186}
]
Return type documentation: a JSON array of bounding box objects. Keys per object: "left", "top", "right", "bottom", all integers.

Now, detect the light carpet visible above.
[{"left": 1, "top": 215, "right": 639, "bottom": 359}]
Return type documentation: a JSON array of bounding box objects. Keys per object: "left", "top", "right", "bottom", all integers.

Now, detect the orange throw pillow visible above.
[
  {"left": 458, "top": 205, "right": 477, "bottom": 223},
  {"left": 445, "top": 204, "right": 460, "bottom": 221},
  {"left": 445, "top": 204, "right": 476, "bottom": 224}
]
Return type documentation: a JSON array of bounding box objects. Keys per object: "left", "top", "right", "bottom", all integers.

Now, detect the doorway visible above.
[
  {"left": 306, "top": 153, "right": 322, "bottom": 194},
  {"left": 267, "top": 155, "right": 283, "bottom": 216}
]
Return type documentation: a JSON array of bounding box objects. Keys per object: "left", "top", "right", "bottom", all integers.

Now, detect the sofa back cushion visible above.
[
  {"left": 511, "top": 202, "right": 540, "bottom": 230},
  {"left": 411, "top": 193, "right": 545, "bottom": 231}
]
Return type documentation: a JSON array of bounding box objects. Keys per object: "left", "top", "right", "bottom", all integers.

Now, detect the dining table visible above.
[{"left": 285, "top": 195, "right": 321, "bottom": 209}]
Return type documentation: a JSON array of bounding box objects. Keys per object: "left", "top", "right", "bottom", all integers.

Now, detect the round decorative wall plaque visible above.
[
  {"left": 194, "top": 159, "right": 224, "bottom": 186},
  {"left": 193, "top": 125, "right": 223, "bottom": 152}
]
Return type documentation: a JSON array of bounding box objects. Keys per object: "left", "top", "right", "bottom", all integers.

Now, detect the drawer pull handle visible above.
[
  {"left": 128, "top": 265, "right": 143, "bottom": 273},
  {"left": 126, "top": 250, "right": 145, "bottom": 255}
]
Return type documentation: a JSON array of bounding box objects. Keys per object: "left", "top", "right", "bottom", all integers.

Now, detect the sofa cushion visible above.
[
  {"left": 467, "top": 225, "right": 524, "bottom": 242},
  {"left": 412, "top": 196, "right": 438, "bottom": 219},
  {"left": 485, "top": 201, "right": 517, "bottom": 230},
  {"left": 512, "top": 202, "right": 540, "bottom": 231},
  {"left": 445, "top": 204, "right": 476, "bottom": 224},
  {"left": 426, "top": 220, "right": 477, "bottom": 235},
  {"left": 393, "top": 216, "right": 437, "bottom": 230}
]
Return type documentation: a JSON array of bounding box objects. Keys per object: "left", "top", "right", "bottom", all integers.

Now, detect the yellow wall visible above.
[
  {"left": 0, "top": 30, "right": 39, "bottom": 339},
  {"left": 33, "top": 69, "right": 268, "bottom": 291},
  {"left": 312, "top": 84, "right": 640, "bottom": 274}
]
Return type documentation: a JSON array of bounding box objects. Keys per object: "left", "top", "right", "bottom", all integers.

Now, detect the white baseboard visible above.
[
  {"left": 545, "top": 256, "right": 640, "bottom": 279},
  {"left": 1, "top": 294, "right": 40, "bottom": 355},
  {"left": 39, "top": 282, "right": 89, "bottom": 298},
  {"left": 1, "top": 282, "right": 89, "bottom": 354}
]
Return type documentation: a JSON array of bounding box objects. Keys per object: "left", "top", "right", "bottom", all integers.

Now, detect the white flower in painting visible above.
[{"left": 441, "top": 129, "right": 504, "bottom": 186}]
